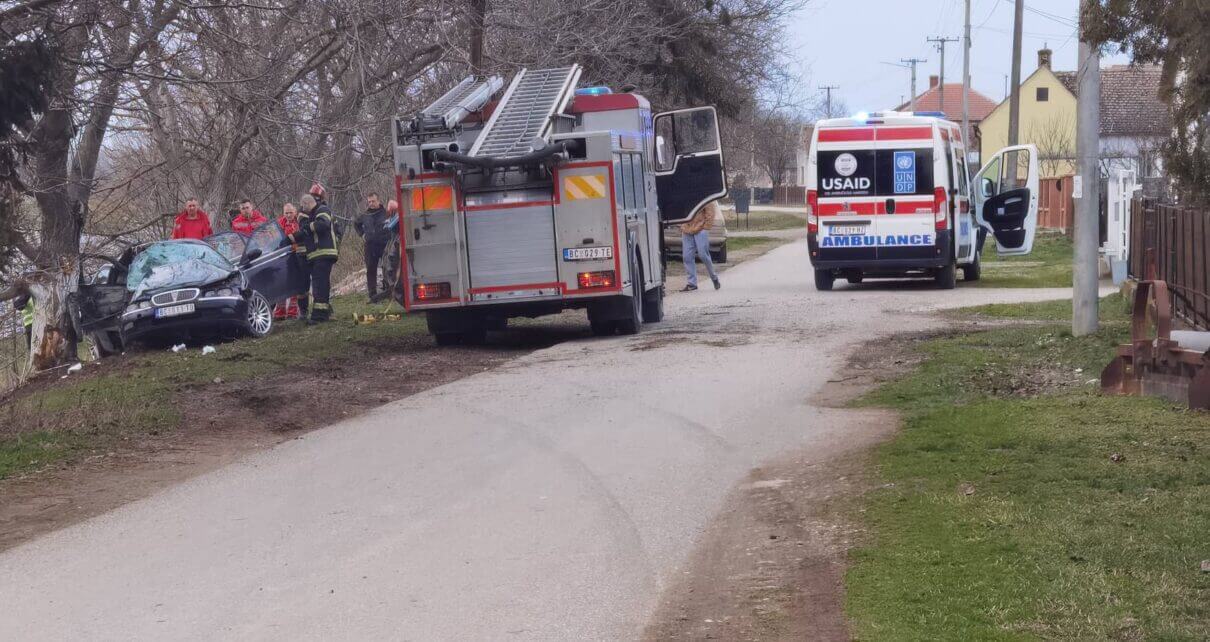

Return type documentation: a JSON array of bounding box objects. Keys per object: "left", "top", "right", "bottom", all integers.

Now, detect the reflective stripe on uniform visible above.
[
  {"left": 21, "top": 300, "right": 33, "bottom": 327},
  {"left": 308, "top": 248, "right": 338, "bottom": 259}
]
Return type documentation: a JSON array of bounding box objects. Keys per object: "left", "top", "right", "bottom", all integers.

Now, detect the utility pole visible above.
[
  {"left": 1007, "top": 0, "right": 1025, "bottom": 146},
  {"left": 819, "top": 85, "right": 840, "bottom": 118},
  {"left": 1074, "top": 0, "right": 1101, "bottom": 335},
  {"left": 962, "top": 0, "right": 972, "bottom": 161},
  {"left": 901, "top": 58, "right": 927, "bottom": 111},
  {"left": 927, "top": 36, "right": 959, "bottom": 116}
]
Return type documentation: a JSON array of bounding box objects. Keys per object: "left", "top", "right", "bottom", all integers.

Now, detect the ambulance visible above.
[{"left": 805, "top": 111, "right": 1040, "bottom": 290}]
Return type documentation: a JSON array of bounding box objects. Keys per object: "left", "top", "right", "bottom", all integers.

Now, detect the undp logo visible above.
[{"left": 896, "top": 154, "right": 914, "bottom": 170}]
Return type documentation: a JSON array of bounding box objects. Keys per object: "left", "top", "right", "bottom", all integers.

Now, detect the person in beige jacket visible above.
[{"left": 680, "top": 200, "right": 721, "bottom": 291}]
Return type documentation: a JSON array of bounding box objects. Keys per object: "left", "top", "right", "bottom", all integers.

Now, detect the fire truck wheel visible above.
[
  {"left": 589, "top": 317, "right": 617, "bottom": 337},
  {"left": 615, "top": 256, "right": 643, "bottom": 336},
  {"left": 814, "top": 269, "right": 835, "bottom": 291},
  {"left": 935, "top": 260, "right": 957, "bottom": 289},
  {"left": 642, "top": 284, "right": 664, "bottom": 323},
  {"left": 434, "top": 332, "right": 463, "bottom": 346},
  {"left": 962, "top": 251, "right": 982, "bottom": 281}
]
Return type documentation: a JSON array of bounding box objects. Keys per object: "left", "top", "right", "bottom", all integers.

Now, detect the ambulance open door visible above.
[
  {"left": 974, "top": 144, "right": 1040, "bottom": 256},
  {"left": 653, "top": 106, "right": 727, "bottom": 224}
]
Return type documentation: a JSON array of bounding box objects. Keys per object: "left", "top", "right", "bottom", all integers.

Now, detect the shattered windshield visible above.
[{"left": 127, "top": 242, "right": 235, "bottom": 298}]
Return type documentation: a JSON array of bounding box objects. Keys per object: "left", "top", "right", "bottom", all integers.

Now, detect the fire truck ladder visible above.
[
  {"left": 417, "top": 75, "right": 505, "bottom": 131},
  {"left": 469, "top": 65, "right": 582, "bottom": 158}
]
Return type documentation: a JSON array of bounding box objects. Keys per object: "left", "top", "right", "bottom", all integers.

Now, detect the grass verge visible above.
[
  {"left": 0, "top": 294, "right": 425, "bottom": 480},
  {"left": 726, "top": 209, "right": 805, "bottom": 232},
  {"left": 846, "top": 296, "right": 1210, "bottom": 640},
  {"left": 727, "top": 235, "right": 783, "bottom": 252},
  {"left": 974, "top": 232, "right": 1073, "bottom": 288}
]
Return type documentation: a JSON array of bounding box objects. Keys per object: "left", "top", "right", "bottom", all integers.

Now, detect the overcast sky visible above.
[{"left": 786, "top": 0, "right": 1132, "bottom": 114}]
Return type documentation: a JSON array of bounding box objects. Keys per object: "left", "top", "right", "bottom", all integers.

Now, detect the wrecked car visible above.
[{"left": 73, "top": 221, "right": 305, "bottom": 355}]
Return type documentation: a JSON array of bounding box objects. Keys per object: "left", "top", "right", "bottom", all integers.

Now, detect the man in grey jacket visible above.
[{"left": 355, "top": 193, "right": 390, "bottom": 302}]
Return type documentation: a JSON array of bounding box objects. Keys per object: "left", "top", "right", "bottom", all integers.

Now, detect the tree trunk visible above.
[{"left": 25, "top": 258, "right": 80, "bottom": 371}]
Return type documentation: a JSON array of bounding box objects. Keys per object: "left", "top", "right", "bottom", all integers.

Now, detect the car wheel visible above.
[
  {"left": 245, "top": 291, "right": 274, "bottom": 338},
  {"left": 714, "top": 241, "right": 728, "bottom": 264}
]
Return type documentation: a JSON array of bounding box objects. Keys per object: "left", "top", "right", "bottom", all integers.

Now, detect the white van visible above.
[{"left": 805, "top": 111, "right": 1040, "bottom": 290}]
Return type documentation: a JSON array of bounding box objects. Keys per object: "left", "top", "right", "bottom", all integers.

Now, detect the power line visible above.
[
  {"left": 927, "top": 36, "right": 960, "bottom": 115},
  {"left": 818, "top": 85, "right": 840, "bottom": 118}
]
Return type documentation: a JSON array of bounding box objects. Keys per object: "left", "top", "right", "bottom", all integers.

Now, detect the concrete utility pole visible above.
[
  {"left": 1074, "top": 0, "right": 1101, "bottom": 335},
  {"left": 962, "top": 0, "right": 972, "bottom": 160},
  {"left": 1007, "top": 0, "right": 1025, "bottom": 145},
  {"left": 927, "top": 36, "right": 959, "bottom": 116},
  {"left": 901, "top": 58, "right": 927, "bottom": 111},
  {"left": 819, "top": 85, "right": 840, "bottom": 118}
]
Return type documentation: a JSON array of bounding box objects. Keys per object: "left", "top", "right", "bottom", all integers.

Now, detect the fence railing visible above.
[
  {"left": 1129, "top": 196, "right": 1210, "bottom": 331},
  {"left": 1039, "top": 176, "right": 1075, "bottom": 231}
]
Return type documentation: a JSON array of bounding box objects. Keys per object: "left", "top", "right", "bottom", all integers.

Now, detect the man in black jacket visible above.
[
  {"left": 289, "top": 192, "right": 339, "bottom": 324},
  {"left": 356, "top": 193, "right": 390, "bottom": 302}
]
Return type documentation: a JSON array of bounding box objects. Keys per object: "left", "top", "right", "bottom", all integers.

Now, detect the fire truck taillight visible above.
[
  {"left": 414, "top": 282, "right": 452, "bottom": 301},
  {"left": 577, "top": 271, "right": 616, "bottom": 289},
  {"left": 806, "top": 189, "right": 819, "bottom": 234},
  {"left": 933, "top": 186, "right": 949, "bottom": 230}
]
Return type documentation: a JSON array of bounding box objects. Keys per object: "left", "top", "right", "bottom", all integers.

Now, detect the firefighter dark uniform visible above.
[{"left": 288, "top": 201, "right": 339, "bottom": 323}]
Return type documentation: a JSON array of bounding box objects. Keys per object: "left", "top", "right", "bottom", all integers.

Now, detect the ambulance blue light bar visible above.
[
  {"left": 913, "top": 111, "right": 947, "bottom": 118},
  {"left": 576, "top": 86, "right": 613, "bottom": 96}
]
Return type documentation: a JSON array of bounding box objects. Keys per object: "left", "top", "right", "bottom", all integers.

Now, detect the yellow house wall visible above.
[{"left": 979, "top": 67, "right": 1078, "bottom": 177}]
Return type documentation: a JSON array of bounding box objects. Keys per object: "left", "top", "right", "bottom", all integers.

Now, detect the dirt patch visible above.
[
  {"left": 642, "top": 418, "right": 895, "bottom": 642},
  {"left": 628, "top": 334, "right": 752, "bottom": 352},
  {"left": 812, "top": 330, "right": 945, "bottom": 408},
  {"left": 0, "top": 325, "right": 579, "bottom": 553}
]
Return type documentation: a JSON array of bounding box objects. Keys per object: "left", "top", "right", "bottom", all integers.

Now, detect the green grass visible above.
[
  {"left": 847, "top": 299, "right": 1210, "bottom": 640},
  {"left": 953, "top": 292, "right": 1130, "bottom": 323},
  {"left": 727, "top": 235, "right": 783, "bottom": 252},
  {"left": 0, "top": 294, "right": 426, "bottom": 479},
  {"left": 975, "top": 233, "right": 1074, "bottom": 288},
  {"left": 726, "top": 209, "right": 805, "bottom": 232}
]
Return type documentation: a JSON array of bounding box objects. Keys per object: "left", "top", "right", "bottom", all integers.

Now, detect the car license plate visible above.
[
  {"left": 155, "top": 303, "right": 195, "bottom": 318},
  {"left": 829, "top": 225, "right": 868, "bottom": 236},
  {"left": 563, "top": 246, "right": 613, "bottom": 261}
]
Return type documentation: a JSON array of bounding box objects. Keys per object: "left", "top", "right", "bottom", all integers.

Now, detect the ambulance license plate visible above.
[
  {"left": 829, "top": 225, "right": 868, "bottom": 236},
  {"left": 563, "top": 246, "right": 613, "bottom": 261},
  {"left": 155, "top": 303, "right": 195, "bottom": 318}
]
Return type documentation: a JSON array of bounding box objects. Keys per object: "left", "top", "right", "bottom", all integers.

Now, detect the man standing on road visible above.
[
  {"left": 680, "top": 200, "right": 721, "bottom": 292},
  {"left": 170, "top": 198, "right": 213, "bottom": 240},
  {"left": 355, "top": 193, "right": 390, "bottom": 302},
  {"left": 288, "top": 193, "right": 339, "bottom": 324}
]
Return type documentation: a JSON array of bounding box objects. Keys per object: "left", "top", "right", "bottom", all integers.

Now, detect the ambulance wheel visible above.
[
  {"left": 935, "top": 260, "right": 957, "bottom": 289},
  {"left": 962, "top": 252, "right": 982, "bottom": 281},
  {"left": 814, "top": 269, "right": 835, "bottom": 291}
]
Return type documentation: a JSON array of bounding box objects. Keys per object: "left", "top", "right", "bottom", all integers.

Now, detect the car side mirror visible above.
[
  {"left": 980, "top": 177, "right": 995, "bottom": 198},
  {"left": 242, "top": 248, "right": 263, "bottom": 265}
]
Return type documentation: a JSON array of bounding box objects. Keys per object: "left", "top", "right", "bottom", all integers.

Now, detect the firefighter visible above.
[{"left": 289, "top": 190, "right": 339, "bottom": 324}]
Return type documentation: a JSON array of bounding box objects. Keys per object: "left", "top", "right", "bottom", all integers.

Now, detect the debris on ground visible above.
[
  {"left": 171, "top": 344, "right": 186, "bottom": 353},
  {"left": 201, "top": 346, "right": 216, "bottom": 355}
]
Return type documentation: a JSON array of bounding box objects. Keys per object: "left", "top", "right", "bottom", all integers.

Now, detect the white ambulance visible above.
[{"left": 805, "top": 111, "right": 1040, "bottom": 290}]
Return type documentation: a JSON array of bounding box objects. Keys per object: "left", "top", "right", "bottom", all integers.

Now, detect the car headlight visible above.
[{"left": 203, "top": 287, "right": 235, "bottom": 298}]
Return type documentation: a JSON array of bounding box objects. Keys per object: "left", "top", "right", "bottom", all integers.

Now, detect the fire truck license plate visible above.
[
  {"left": 155, "top": 303, "right": 195, "bottom": 318},
  {"left": 829, "top": 225, "right": 867, "bottom": 236},
  {"left": 563, "top": 246, "right": 613, "bottom": 261}
]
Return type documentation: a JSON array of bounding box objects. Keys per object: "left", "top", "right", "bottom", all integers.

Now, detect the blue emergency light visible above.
[
  {"left": 575, "top": 86, "right": 613, "bottom": 96},
  {"left": 913, "top": 111, "right": 947, "bottom": 118}
]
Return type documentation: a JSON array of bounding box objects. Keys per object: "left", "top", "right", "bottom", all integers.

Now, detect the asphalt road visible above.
[{"left": 0, "top": 242, "right": 1088, "bottom": 640}]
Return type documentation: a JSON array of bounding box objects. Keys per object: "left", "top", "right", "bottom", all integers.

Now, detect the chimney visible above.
[
  {"left": 1038, "top": 47, "right": 1053, "bottom": 69},
  {"left": 929, "top": 75, "right": 939, "bottom": 88}
]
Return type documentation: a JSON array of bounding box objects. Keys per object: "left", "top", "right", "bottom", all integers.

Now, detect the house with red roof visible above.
[{"left": 894, "top": 76, "right": 999, "bottom": 164}]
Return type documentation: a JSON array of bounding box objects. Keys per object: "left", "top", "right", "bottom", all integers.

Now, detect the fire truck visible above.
[{"left": 392, "top": 66, "right": 726, "bottom": 344}]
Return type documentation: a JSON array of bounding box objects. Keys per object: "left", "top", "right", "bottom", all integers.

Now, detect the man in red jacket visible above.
[
  {"left": 231, "top": 199, "right": 268, "bottom": 236},
  {"left": 171, "top": 198, "right": 213, "bottom": 240}
]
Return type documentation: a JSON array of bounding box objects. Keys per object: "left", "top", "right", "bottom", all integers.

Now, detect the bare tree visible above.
[{"left": 1025, "top": 113, "right": 1076, "bottom": 178}]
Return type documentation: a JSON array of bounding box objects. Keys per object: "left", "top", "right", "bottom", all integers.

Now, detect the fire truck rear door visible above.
[{"left": 653, "top": 106, "right": 727, "bottom": 224}]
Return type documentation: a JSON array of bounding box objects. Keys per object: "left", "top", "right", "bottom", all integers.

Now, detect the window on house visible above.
[{"left": 1036, "top": 87, "right": 1049, "bottom": 102}]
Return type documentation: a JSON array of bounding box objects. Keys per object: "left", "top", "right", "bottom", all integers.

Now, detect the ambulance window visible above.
[
  {"left": 943, "top": 144, "right": 956, "bottom": 195},
  {"left": 956, "top": 152, "right": 969, "bottom": 195},
  {"left": 874, "top": 149, "right": 934, "bottom": 196},
  {"left": 630, "top": 155, "right": 645, "bottom": 208}
]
